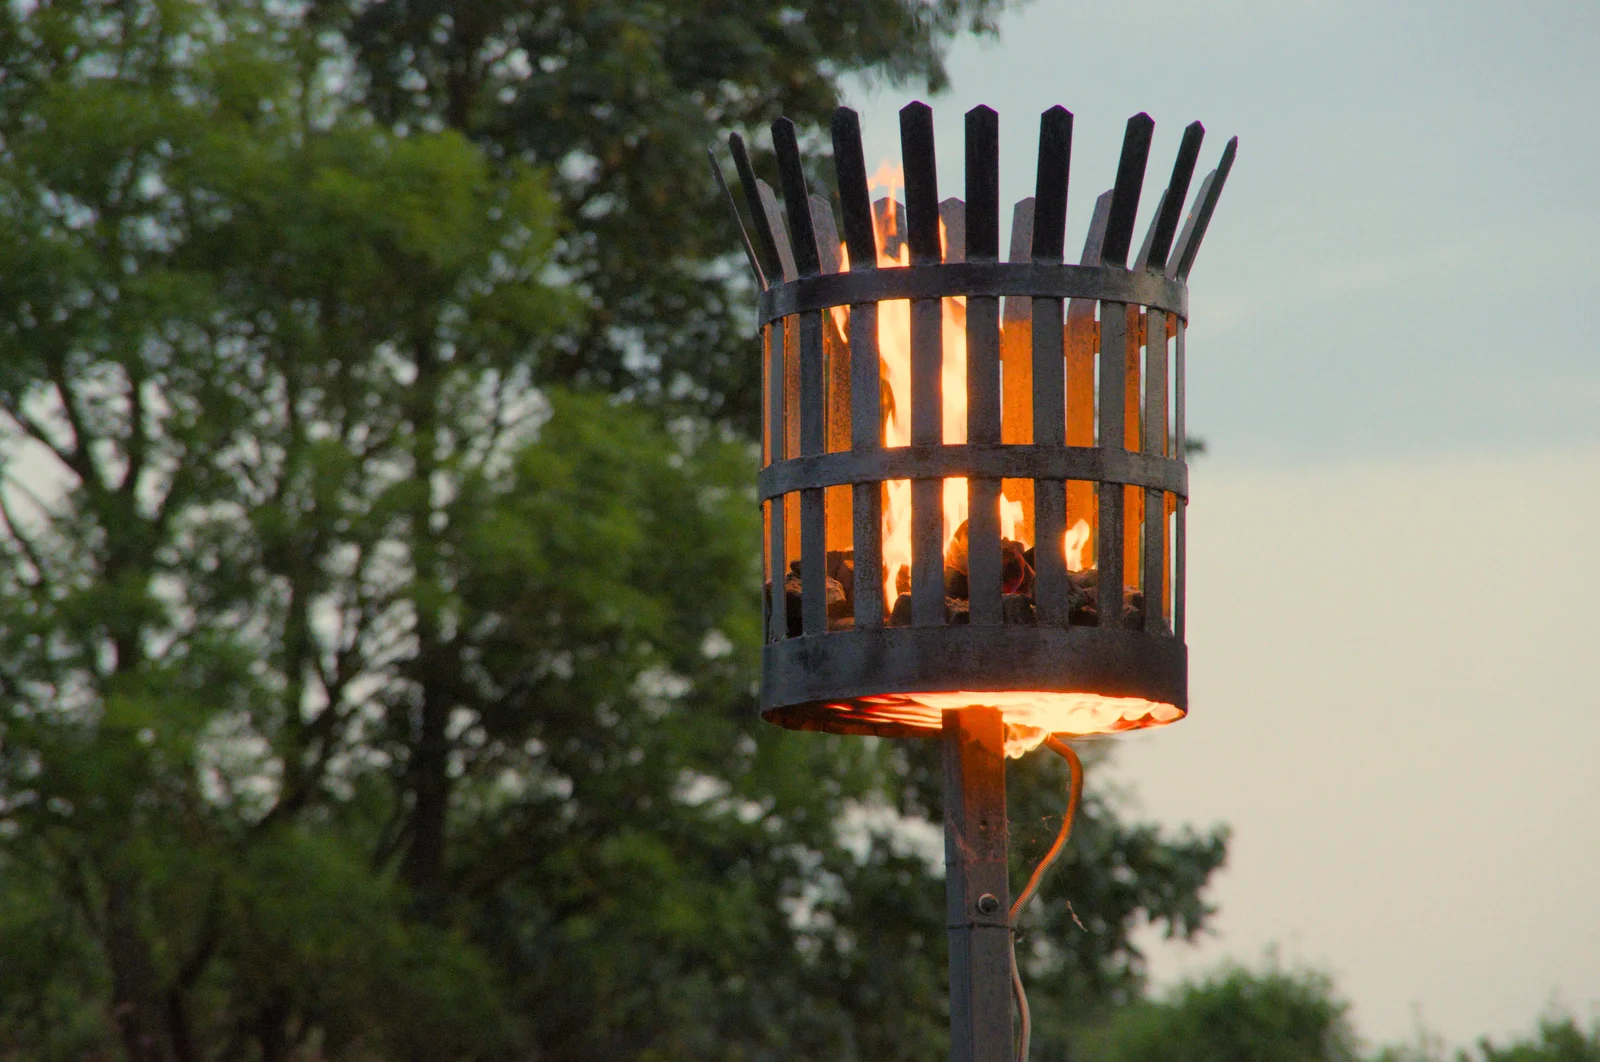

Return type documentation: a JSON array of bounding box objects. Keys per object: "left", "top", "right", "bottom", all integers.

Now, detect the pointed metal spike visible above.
[
  {"left": 771, "top": 117, "right": 821, "bottom": 277},
  {"left": 1030, "top": 106, "right": 1073, "bottom": 264},
  {"left": 1143, "top": 121, "right": 1206, "bottom": 272},
  {"left": 1100, "top": 113, "right": 1155, "bottom": 267},
  {"left": 708, "top": 147, "right": 766, "bottom": 290},
  {"left": 729, "top": 132, "right": 782, "bottom": 283},
  {"left": 964, "top": 105, "right": 1000, "bottom": 261},
  {"left": 831, "top": 107, "right": 878, "bottom": 271},
  {"left": 1169, "top": 136, "right": 1238, "bottom": 281},
  {"left": 900, "top": 101, "right": 940, "bottom": 265}
]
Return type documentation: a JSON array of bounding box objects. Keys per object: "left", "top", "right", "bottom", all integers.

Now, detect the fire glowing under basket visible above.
[{"left": 714, "top": 103, "right": 1234, "bottom": 749}]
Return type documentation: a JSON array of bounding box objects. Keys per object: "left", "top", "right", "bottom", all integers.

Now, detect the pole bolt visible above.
[{"left": 976, "top": 893, "right": 1000, "bottom": 915}]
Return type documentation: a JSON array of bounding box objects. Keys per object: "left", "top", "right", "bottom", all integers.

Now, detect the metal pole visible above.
[{"left": 942, "top": 707, "right": 1012, "bottom": 1062}]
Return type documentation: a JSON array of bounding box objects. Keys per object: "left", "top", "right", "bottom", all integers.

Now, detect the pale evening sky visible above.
[{"left": 843, "top": 0, "right": 1600, "bottom": 1050}]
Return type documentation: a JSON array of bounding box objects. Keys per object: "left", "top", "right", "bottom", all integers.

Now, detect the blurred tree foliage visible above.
[
  {"left": 1083, "top": 960, "right": 1600, "bottom": 1062},
  {"left": 1377, "top": 1013, "right": 1600, "bottom": 1062},
  {"left": 1080, "top": 961, "right": 1362, "bottom": 1062},
  {"left": 1465, "top": 1017, "right": 1600, "bottom": 1062},
  {"left": 0, "top": 1, "right": 1229, "bottom": 1060},
  {"left": 316, "top": 0, "right": 1013, "bottom": 437}
]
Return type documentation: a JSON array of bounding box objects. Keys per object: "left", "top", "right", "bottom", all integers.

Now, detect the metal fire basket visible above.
[{"left": 715, "top": 103, "right": 1234, "bottom": 746}]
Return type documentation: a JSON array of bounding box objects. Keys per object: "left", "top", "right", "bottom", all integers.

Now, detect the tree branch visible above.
[
  {"left": 120, "top": 365, "right": 148, "bottom": 504},
  {"left": 41, "top": 349, "right": 107, "bottom": 495},
  {"left": 0, "top": 478, "right": 51, "bottom": 594}
]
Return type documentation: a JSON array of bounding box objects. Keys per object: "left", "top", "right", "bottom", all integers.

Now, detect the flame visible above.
[
  {"left": 1065, "top": 518, "right": 1090, "bottom": 572},
  {"left": 868, "top": 162, "right": 971, "bottom": 610},
  {"left": 867, "top": 160, "right": 905, "bottom": 201},
  {"left": 1001, "top": 495, "right": 1026, "bottom": 543}
]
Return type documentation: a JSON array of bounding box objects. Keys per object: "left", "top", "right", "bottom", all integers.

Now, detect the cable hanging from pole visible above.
[{"left": 1010, "top": 735, "right": 1083, "bottom": 1062}]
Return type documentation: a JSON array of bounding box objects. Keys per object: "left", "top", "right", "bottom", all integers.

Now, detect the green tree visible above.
[
  {"left": 1081, "top": 961, "right": 1361, "bottom": 1062},
  {"left": 0, "top": 2, "right": 1229, "bottom": 1060},
  {"left": 0, "top": 2, "right": 565, "bottom": 1055},
  {"left": 320, "top": 0, "right": 1011, "bottom": 436},
  {"left": 1468, "top": 1016, "right": 1600, "bottom": 1062},
  {"left": 1379, "top": 1013, "right": 1600, "bottom": 1062}
]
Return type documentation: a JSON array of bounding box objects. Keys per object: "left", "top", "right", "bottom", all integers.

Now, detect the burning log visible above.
[
  {"left": 784, "top": 572, "right": 803, "bottom": 638},
  {"left": 1002, "top": 593, "right": 1035, "bottom": 625},
  {"left": 889, "top": 592, "right": 912, "bottom": 627},
  {"left": 944, "top": 519, "right": 969, "bottom": 576},
  {"left": 785, "top": 557, "right": 1138, "bottom": 631},
  {"left": 1001, "top": 539, "right": 1030, "bottom": 596},
  {"left": 827, "top": 549, "right": 855, "bottom": 606}
]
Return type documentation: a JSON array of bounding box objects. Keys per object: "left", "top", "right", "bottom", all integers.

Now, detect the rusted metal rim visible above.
[
  {"left": 756, "top": 261, "right": 1188, "bottom": 325},
  {"left": 760, "top": 625, "right": 1186, "bottom": 732},
  {"left": 757, "top": 444, "right": 1187, "bottom": 503}
]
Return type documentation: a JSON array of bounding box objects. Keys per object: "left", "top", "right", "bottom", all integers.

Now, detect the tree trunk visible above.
[
  {"left": 402, "top": 674, "right": 451, "bottom": 904},
  {"left": 106, "top": 875, "right": 182, "bottom": 1062}
]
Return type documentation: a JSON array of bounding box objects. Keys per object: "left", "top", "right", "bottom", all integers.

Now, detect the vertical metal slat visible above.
[
  {"left": 902, "top": 101, "right": 946, "bottom": 627},
  {"left": 1001, "top": 198, "right": 1035, "bottom": 441},
  {"left": 1093, "top": 113, "right": 1151, "bottom": 627},
  {"left": 1164, "top": 150, "right": 1218, "bottom": 626},
  {"left": 1099, "top": 113, "right": 1154, "bottom": 269},
  {"left": 728, "top": 132, "right": 783, "bottom": 285},
  {"left": 1123, "top": 305, "right": 1142, "bottom": 600},
  {"left": 1031, "top": 106, "right": 1072, "bottom": 624},
  {"left": 773, "top": 119, "right": 828, "bottom": 638},
  {"left": 965, "top": 104, "right": 1002, "bottom": 625},
  {"left": 768, "top": 319, "right": 788, "bottom": 640},
  {"left": 999, "top": 197, "right": 1035, "bottom": 549},
  {"left": 1097, "top": 305, "right": 1126, "bottom": 626},
  {"left": 1066, "top": 190, "right": 1111, "bottom": 567},
  {"left": 1174, "top": 319, "right": 1187, "bottom": 639},
  {"left": 1146, "top": 121, "right": 1206, "bottom": 273},
  {"left": 1168, "top": 137, "right": 1238, "bottom": 282},
  {"left": 811, "top": 193, "right": 853, "bottom": 560},
  {"left": 1143, "top": 308, "right": 1168, "bottom": 632},
  {"left": 833, "top": 107, "right": 884, "bottom": 630},
  {"left": 799, "top": 341, "right": 826, "bottom": 638},
  {"left": 1135, "top": 124, "right": 1200, "bottom": 633}
]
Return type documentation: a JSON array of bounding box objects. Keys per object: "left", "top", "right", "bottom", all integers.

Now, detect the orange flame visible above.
[
  {"left": 867, "top": 162, "right": 973, "bottom": 611},
  {"left": 1065, "top": 518, "right": 1090, "bottom": 572},
  {"left": 862, "top": 164, "right": 1096, "bottom": 610}
]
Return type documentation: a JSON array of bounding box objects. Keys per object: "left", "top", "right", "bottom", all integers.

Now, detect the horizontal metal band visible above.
[
  {"left": 758, "top": 444, "right": 1187, "bottom": 501},
  {"left": 757, "top": 261, "right": 1188, "bottom": 323},
  {"left": 760, "top": 625, "right": 1186, "bottom": 723}
]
